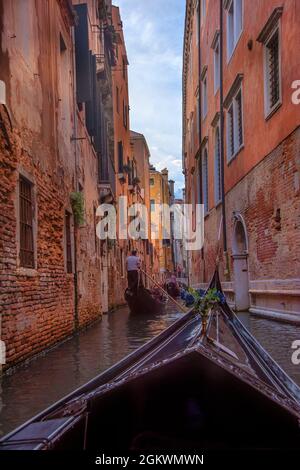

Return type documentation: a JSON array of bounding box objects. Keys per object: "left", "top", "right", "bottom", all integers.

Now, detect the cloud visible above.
[{"left": 115, "top": 0, "right": 185, "bottom": 198}]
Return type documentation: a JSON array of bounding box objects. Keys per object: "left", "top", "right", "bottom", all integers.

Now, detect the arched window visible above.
[
  {"left": 214, "top": 126, "right": 222, "bottom": 203},
  {"left": 202, "top": 149, "right": 209, "bottom": 213}
]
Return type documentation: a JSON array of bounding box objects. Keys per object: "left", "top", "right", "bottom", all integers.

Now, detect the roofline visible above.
[{"left": 130, "top": 129, "right": 150, "bottom": 158}]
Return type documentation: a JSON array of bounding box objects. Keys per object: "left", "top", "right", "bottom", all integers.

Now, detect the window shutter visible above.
[
  {"left": 236, "top": 91, "right": 243, "bottom": 147},
  {"left": 74, "top": 4, "right": 92, "bottom": 103},
  {"left": 228, "top": 106, "right": 234, "bottom": 158},
  {"left": 86, "top": 52, "right": 96, "bottom": 137}
]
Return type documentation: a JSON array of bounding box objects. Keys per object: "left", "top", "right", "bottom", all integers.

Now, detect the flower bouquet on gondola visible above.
[{"left": 184, "top": 287, "right": 226, "bottom": 336}]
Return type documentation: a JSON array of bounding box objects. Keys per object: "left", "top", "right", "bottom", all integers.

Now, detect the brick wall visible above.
[
  {"left": 192, "top": 126, "right": 300, "bottom": 317},
  {"left": 0, "top": 110, "right": 75, "bottom": 367}
]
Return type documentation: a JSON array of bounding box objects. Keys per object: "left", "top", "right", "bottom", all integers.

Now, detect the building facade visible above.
[
  {"left": 183, "top": 0, "right": 300, "bottom": 320},
  {"left": 130, "top": 131, "right": 160, "bottom": 284},
  {"left": 150, "top": 166, "right": 175, "bottom": 279}
]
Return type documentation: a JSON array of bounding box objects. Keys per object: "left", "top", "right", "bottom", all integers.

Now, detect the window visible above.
[
  {"left": 202, "top": 72, "right": 208, "bottom": 119},
  {"left": 19, "top": 176, "right": 35, "bottom": 268},
  {"left": 214, "top": 126, "right": 222, "bottom": 203},
  {"left": 202, "top": 149, "right": 209, "bottom": 213},
  {"left": 190, "top": 113, "right": 194, "bottom": 155},
  {"left": 150, "top": 199, "right": 155, "bottom": 212},
  {"left": 196, "top": 1, "right": 200, "bottom": 45},
  {"left": 264, "top": 27, "right": 281, "bottom": 117},
  {"left": 120, "top": 248, "right": 124, "bottom": 277},
  {"left": 123, "top": 100, "right": 127, "bottom": 129},
  {"left": 226, "top": 0, "right": 243, "bottom": 60},
  {"left": 213, "top": 36, "right": 220, "bottom": 93},
  {"left": 122, "top": 57, "right": 126, "bottom": 79},
  {"left": 196, "top": 94, "right": 200, "bottom": 134},
  {"left": 226, "top": 86, "right": 244, "bottom": 162},
  {"left": 65, "top": 211, "right": 73, "bottom": 273},
  {"left": 118, "top": 141, "right": 123, "bottom": 172},
  {"left": 150, "top": 178, "right": 154, "bottom": 186},
  {"left": 116, "top": 86, "right": 119, "bottom": 114},
  {"left": 201, "top": 0, "right": 206, "bottom": 24}
]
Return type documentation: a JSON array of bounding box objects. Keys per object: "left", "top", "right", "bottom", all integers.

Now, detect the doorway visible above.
[{"left": 232, "top": 216, "right": 250, "bottom": 311}]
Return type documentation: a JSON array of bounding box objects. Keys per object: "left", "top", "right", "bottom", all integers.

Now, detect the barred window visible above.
[
  {"left": 265, "top": 27, "right": 281, "bottom": 115},
  {"left": 19, "top": 177, "right": 35, "bottom": 268},
  {"left": 65, "top": 211, "right": 72, "bottom": 273}
]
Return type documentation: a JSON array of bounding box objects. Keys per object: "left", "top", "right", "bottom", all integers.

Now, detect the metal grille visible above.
[
  {"left": 65, "top": 212, "right": 72, "bottom": 273},
  {"left": 267, "top": 29, "right": 280, "bottom": 108},
  {"left": 236, "top": 91, "right": 243, "bottom": 147},
  {"left": 19, "top": 177, "right": 34, "bottom": 268}
]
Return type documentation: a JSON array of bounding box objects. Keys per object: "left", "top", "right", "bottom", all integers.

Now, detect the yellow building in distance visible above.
[{"left": 149, "top": 166, "right": 175, "bottom": 279}]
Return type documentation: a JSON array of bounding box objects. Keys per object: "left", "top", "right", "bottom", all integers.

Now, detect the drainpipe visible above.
[
  {"left": 219, "top": 0, "right": 230, "bottom": 280},
  {"left": 71, "top": 25, "right": 79, "bottom": 330}
]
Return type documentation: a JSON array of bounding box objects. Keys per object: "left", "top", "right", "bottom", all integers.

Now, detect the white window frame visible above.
[
  {"left": 226, "top": 84, "right": 244, "bottom": 163},
  {"left": 226, "top": 0, "right": 243, "bottom": 62},
  {"left": 263, "top": 22, "right": 282, "bottom": 120},
  {"left": 213, "top": 36, "right": 220, "bottom": 94}
]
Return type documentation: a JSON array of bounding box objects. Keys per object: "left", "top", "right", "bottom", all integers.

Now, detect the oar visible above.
[{"left": 140, "top": 268, "right": 188, "bottom": 313}]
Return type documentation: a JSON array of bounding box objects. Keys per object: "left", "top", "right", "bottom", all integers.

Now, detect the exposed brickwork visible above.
[
  {"left": 0, "top": 1, "right": 103, "bottom": 370},
  {"left": 195, "top": 126, "right": 300, "bottom": 286},
  {"left": 0, "top": 110, "right": 75, "bottom": 367}
]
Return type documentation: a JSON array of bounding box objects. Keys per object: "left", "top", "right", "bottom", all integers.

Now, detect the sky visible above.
[{"left": 115, "top": 0, "right": 186, "bottom": 198}]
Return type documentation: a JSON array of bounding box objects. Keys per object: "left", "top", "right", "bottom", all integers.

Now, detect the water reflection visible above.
[
  {"left": 246, "top": 314, "right": 300, "bottom": 386},
  {"left": 0, "top": 305, "right": 182, "bottom": 437},
  {"left": 0, "top": 307, "right": 300, "bottom": 437}
]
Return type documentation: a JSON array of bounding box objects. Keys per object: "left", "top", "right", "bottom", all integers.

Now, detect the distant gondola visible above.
[
  {"left": 165, "top": 281, "right": 180, "bottom": 298},
  {"left": 1, "top": 270, "right": 300, "bottom": 451},
  {"left": 124, "top": 286, "right": 166, "bottom": 315}
]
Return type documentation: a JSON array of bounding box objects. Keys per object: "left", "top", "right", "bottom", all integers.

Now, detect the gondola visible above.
[
  {"left": 124, "top": 285, "right": 166, "bottom": 315},
  {"left": 165, "top": 281, "right": 181, "bottom": 298},
  {"left": 1, "top": 270, "right": 300, "bottom": 451}
]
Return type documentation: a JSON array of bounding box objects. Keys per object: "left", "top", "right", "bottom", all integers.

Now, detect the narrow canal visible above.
[{"left": 1, "top": 304, "right": 300, "bottom": 437}]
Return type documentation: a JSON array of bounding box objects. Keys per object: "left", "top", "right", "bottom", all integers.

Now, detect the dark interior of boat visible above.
[{"left": 57, "top": 350, "right": 300, "bottom": 451}]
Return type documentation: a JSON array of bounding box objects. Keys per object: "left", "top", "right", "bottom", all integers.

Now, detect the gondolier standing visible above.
[{"left": 126, "top": 250, "right": 141, "bottom": 292}]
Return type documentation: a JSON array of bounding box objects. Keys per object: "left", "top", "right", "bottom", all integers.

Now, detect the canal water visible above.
[{"left": 1, "top": 305, "right": 300, "bottom": 437}]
